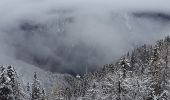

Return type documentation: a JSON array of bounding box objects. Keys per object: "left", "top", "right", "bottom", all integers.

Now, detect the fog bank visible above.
[{"left": 0, "top": 0, "right": 170, "bottom": 75}]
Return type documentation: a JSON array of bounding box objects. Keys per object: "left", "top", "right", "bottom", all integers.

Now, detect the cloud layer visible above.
[{"left": 0, "top": 0, "right": 170, "bottom": 75}]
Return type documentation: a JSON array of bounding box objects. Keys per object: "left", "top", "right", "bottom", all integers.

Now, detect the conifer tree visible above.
[
  {"left": 31, "top": 72, "right": 45, "bottom": 100},
  {"left": 7, "top": 66, "right": 23, "bottom": 100},
  {"left": 0, "top": 66, "right": 14, "bottom": 100},
  {"left": 0, "top": 66, "right": 23, "bottom": 100}
]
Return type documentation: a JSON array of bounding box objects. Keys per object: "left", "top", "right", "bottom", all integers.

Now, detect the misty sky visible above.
[{"left": 0, "top": 0, "right": 170, "bottom": 75}]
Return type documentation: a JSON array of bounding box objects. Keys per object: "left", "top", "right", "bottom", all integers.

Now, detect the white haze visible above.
[{"left": 0, "top": 0, "right": 170, "bottom": 75}]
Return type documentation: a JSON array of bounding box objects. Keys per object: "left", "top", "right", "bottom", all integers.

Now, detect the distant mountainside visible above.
[
  {"left": 4, "top": 11, "right": 170, "bottom": 76},
  {"left": 1, "top": 37, "right": 170, "bottom": 100},
  {"left": 1, "top": 10, "right": 170, "bottom": 100}
]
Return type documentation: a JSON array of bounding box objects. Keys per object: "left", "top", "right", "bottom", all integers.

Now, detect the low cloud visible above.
[{"left": 0, "top": 0, "right": 170, "bottom": 75}]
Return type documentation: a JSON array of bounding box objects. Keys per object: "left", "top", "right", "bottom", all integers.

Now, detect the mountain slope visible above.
[{"left": 74, "top": 36, "right": 170, "bottom": 100}]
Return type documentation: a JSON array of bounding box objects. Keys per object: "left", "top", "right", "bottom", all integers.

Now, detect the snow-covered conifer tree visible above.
[{"left": 31, "top": 72, "right": 45, "bottom": 100}]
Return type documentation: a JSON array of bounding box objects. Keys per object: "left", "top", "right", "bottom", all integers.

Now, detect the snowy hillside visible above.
[
  {"left": 74, "top": 36, "right": 170, "bottom": 100},
  {"left": 1, "top": 0, "right": 170, "bottom": 99}
]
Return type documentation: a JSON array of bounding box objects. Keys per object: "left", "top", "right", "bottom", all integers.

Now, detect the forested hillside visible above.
[
  {"left": 1, "top": 36, "right": 170, "bottom": 100},
  {"left": 75, "top": 36, "right": 170, "bottom": 100}
]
